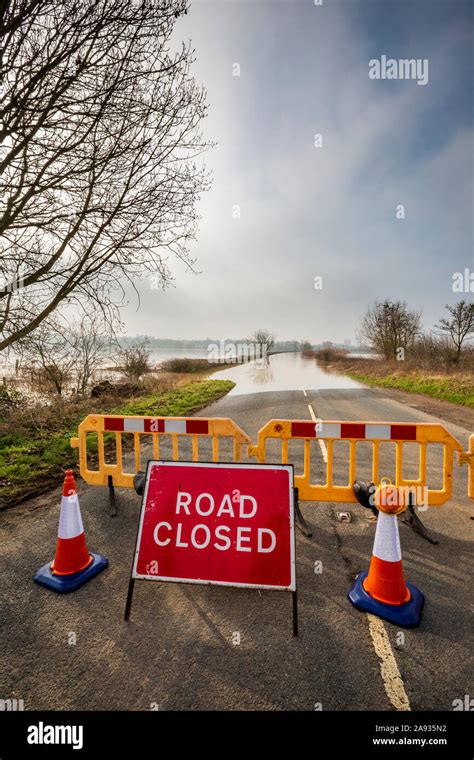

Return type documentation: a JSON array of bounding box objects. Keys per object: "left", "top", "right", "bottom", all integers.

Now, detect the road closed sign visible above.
[{"left": 130, "top": 461, "right": 295, "bottom": 591}]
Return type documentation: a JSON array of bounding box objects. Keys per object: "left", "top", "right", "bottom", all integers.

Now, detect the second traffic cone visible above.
[
  {"left": 362, "top": 511, "right": 411, "bottom": 605},
  {"left": 34, "top": 470, "right": 108, "bottom": 593},
  {"left": 348, "top": 482, "right": 424, "bottom": 628}
]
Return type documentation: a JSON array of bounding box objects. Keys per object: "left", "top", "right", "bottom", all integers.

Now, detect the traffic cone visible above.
[
  {"left": 34, "top": 470, "right": 108, "bottom": 593},
  {"left": 348, "top": 482, "right": 424, "bottom": 627}
]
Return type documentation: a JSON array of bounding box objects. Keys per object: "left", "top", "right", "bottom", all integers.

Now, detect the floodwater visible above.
[{"left": 213, "top": 352, "right": 362, "bottom": 395}]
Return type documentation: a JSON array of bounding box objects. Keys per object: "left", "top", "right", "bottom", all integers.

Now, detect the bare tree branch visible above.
[{"left": 0, "top": 0, "right": 211, "bottom": 352}]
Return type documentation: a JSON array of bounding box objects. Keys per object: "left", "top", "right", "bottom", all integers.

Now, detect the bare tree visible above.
[
  {"left": 71, "top": 315, "right": 111, "bottom": 395},
  {"left": 436, "top": 300, "right": 474, "bottom": 362},
  {"left": 410, "top": 332, "right": 457, "bottom": 370},
  {"left": 19, "top": 319, "right": 76, "bottom": 395},
  {"left": 0, "top": 0, "right": 211, "bottom": 352},
  {"left": 360, "top": 300, "right": 421, "bottom": 361},
  {"left": 119, "top": 338, "right": 152, "bottom": 381},
  {"left": 251, "top": 329, "right": 275, "bottom": 360},
  {"left": 17, "top": 311, "right": 113, "bottom": 394}
]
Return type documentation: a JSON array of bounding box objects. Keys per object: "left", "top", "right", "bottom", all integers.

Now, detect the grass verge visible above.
[
  {"left": 0, "top": 379, "right": 234, "bottom": 509},
  {"left": 345, "top": 370, "right": 474, "bottom": 407}
]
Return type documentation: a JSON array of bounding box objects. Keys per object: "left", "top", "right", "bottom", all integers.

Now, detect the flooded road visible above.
[{"left": 213, "top": 351, "right": 362, "bottom": 395}]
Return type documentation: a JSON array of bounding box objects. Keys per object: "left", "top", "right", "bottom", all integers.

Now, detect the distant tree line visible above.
[{"left": 360, "top": 299, "right": 473, "bottom": 367}]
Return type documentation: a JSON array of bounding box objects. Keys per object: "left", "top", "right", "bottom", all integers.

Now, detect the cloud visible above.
[{"left": 121, "top": 0, "right": 473, "bottom": 342}]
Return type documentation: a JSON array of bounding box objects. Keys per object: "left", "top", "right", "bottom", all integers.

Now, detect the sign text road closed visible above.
[{"left": 132, "top": 462, "right": 295, "bottom": 590}]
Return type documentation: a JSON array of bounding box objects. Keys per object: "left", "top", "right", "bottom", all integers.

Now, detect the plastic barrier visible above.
[
  {"left": 459, "top": 434, "right": 474, "bottom": 500},
  {"left": 71, "top": 415, "right": 468, "bottom": 508},
  {"left": 70, "top": 414, "right": 251, "bottom": 489},
  {"left": 247, "top": 420, "right": 464, "bottom": 506}
]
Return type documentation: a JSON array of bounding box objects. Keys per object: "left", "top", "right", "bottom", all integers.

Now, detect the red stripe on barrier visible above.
[
  {"left": 391, "top": 424, "right": 417, "bottom": 441},
  {"left": 144, "top": 418, "right": 165, "bottom": 433},
  {"left": 104, "top": 418, "right": 124, "bottom": 432},
  {"left": 186, "top": 420, "right": 209, "bottom": 434},
  {"left": 291, "top": 422, "right": 316, "bottom": 438},
  {"left": 341, "top": 423, "right": 366, "bottom": 439}
]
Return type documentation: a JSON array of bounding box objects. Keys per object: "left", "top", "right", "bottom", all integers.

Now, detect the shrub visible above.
[
  {"left": 118, "top": 340, "right": 152, "bottom": 380},
  {"left": 313, "top": 347, "right": 349, "bottom": 362},
  {"left": 160, "top": 357, "right": 213, "bottom": 373},
  {"left": 0, "top": 385, "right": 24, "bottom": 415}
]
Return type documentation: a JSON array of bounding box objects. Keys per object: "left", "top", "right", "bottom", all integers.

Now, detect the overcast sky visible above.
[{"left": 121, "top": 0, "right": 473, "bottom": 344}]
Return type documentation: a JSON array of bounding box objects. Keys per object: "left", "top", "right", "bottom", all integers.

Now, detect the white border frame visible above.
[{"left": 131, "top": 460, "right": 296, "bottom": 592}]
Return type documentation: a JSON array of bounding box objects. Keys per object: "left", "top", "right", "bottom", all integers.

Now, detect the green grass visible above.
[
  {"left": 0, "top": 379, "right": 234, "bottom": 508},
  {"left": 113, "top": 380, "right": 234, "bottom": 416},
  {"left": 346, "top": 371, "right": 474, "bottom": 407}
]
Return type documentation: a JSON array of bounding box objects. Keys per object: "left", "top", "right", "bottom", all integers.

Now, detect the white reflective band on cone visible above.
[
  {"left": 372, "top": 511, "right": 402, "bottom": 563},
  {"left": 58, "top": 494, "right": 85, "bottom": 539}
]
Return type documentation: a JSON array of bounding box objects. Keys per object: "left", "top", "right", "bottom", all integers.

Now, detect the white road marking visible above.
[
  {"left": 302, "top": 389, "right": 307, "bottom": 397},
  {"left": 307, "top": 401, "right": 328, "bottom": 463},
  {"left": 366, "top": 614, "right": 411, "bottom": 711},
  {"left": 306, "top": 397, "right": 411, "bottom": 711}
]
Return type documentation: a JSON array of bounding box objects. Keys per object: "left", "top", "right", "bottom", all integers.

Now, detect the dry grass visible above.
[{"left": 332, "top": 358, "right": 474, "bottom": 407}]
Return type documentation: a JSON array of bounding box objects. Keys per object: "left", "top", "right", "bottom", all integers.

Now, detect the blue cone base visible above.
[
  {"left": 348, "top": 570, "right": 424, "bottom": 628},
  {"left": 34, "top": 553, "right": 108, "bottom": 593}
]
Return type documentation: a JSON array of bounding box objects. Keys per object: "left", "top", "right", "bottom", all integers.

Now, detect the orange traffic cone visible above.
[
  {"left": 51, "top": 470, "right": 92, "bottom": 575},
  {"left": 34, "top": 470, "right": 108, "bottom": 593},
  {"left": 362, "top": 510, "right": 411, "bottom": 605},
  {"left": 348, "top": 481, "right": 424, "bottom": 627}
]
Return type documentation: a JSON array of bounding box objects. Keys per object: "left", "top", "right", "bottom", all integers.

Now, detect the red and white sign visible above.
[{"left": 132, "top": 461, "right": 295, "bottom": 591}]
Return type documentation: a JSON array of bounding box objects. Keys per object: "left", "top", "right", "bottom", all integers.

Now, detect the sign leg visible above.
[
  {"left": 124, "top": 578, "right": 135, "bottom": 621},
  {"left": 108, "top": 475, "right": 117, "bottom": 518},
  {"left": 294, "top": 487, "right": 312, "bottom": 538},
  {"left": 292, "top": 590, "right": 298, "bottom": 637},
  {"left": 402, "top": 491, "right": 438, "bottom": 544}
]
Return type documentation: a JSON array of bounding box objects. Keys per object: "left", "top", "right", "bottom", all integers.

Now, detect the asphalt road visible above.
[{"left": 0, "top": 385, "right": 472, "bottom": 711}]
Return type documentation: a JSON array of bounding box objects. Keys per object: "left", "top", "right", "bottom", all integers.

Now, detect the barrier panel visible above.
[
  {"left": 459, "top": 434, "right": 474, "bottom": 500},
  {"left": 71, "top": 415, "right": 469, "bottom": 507},
  {"left": 247, "top": 420, "right": 464, "bottom": 507},
  {"left": 70, "top": 415, "right": 251, "bottom": 489}
]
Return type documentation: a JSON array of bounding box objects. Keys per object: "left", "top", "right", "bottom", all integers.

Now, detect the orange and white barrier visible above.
[{"left": 248, "top": 419, "right": 464, "bottom": 506}]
